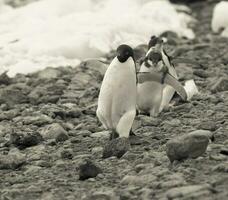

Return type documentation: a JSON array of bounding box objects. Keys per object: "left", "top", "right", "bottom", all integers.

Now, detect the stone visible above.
[
  {"left": 10, "top": 132, "right": 43, "bottom": 149},
  {"left": 198, "top": 121, "right": 217, "bottom": 131},
  {"left": 212, "top": 162, "right": 228, "bottom": 173},
  {"left": 0, "top": 85, "right": 29, "bottom": 106},
  {"left": 121, "top": 174, "right": 156, "bottom": 186},
  {"left": 79, "top": 160, "right": 102, "bottom": 180},
  {"left": 211, "top": 77, "right": 228, "bottom": 93},
  {"left": 0, "top": 71, "right": 11, "bottom": 85},
  {"left": 41, "top": 123, "right": 69, "bottom": 142},
  {"left": 103, "top": 138, "right": 130, "bottom": 159},
  {"left": 0, "top": 152, "right": 26, "bottom": 170},
  {"left": 166, "top": 130, "right": 212, "bottom": 162},
  {"left": 83, "top": 191, "right": 119, "bottom": 200},
  {"left": 166, "top": 184, "right": 214, "bottom": 199},
  {"left": 22, "top": 114, "right": 53, "bottom": 126},
  {"left": 37, "top": 67, "right": 62, "bottom": 79},
  {"left": 91, "top": 131, "right": 109, "bottom": 138},
  {"left": 60, "top": 149, "right": 73, "bottom": 159}
]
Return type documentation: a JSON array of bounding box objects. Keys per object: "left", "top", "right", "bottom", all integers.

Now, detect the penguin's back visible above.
[{"left": 97, "top": 57, "right": 137, "bottom": 129}]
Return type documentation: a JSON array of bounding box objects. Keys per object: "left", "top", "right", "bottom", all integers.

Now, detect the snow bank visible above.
[
  {"left": 212, "top": 1, "right": 228, "bottom": 37},
  {"left": 0, "top": 0, "right": 194, "bottom": 77}
]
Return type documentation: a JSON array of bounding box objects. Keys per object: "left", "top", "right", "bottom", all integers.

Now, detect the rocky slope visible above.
[{"left": 0, "top": 0, "right": 228, "bottom": 200}]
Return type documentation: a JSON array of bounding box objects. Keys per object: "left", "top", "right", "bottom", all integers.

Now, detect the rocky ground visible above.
[{"left": 0, "top": 0, "right": 228, "bottom": 200}]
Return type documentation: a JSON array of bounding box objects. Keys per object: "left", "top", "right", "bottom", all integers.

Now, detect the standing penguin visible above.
[
  {"left": 137, "top": 36, "right": 178, "bottom": 116},
  {"left": 97, "top": 44, "right": 137, "bottom": 158}
]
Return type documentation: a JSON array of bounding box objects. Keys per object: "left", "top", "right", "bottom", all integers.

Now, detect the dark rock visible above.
[
  {"left": 10, "top": 132, "right": 43, "bottom": 149},
  {"left": 103, "top": 137, "right": 130, "bottom": 159},
  {"left": 166, "top": 130, "right": 212, "bottom": 162},
  {"left": 60, "top": 149, "right": 73, "bottom": 159},
  {"left": 0, "top": 71, "right": 11, "bottom": 85},
  {"left": 220, "top": 148, "right": 228, "bottom": 156},
  {"left": 211, "top": 77, "right": 228, "bottom": 93},
  {"left": 193, "top": 69, "right": 209, "bottom": 78},
  {"left": 79, "top": 160, "right": 102, "bottom": 180}
]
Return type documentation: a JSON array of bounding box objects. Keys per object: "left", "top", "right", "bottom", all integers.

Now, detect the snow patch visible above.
[{"left": 0, "top": 0, "right": 194, "bottom": 77}]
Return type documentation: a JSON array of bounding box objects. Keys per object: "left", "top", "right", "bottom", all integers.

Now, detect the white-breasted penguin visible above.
[
  {"left": 97, "top": 44, "right": 137, "bottom": 139},
  {"left": 137, "top": 36, "right": 178, "bottom": 116}
]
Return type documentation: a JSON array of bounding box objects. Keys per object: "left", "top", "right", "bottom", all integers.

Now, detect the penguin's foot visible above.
[
  {"left": 109, "top": 130, "right": 119, "bottom": 140},
  {"left": 102, "top": 137, "right": 130, "bottom": 159}
]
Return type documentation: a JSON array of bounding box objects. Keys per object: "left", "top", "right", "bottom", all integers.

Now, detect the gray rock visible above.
[
  {"left": 0, "top": 71, "right": 11, "bottom": 85},
  {"left": 79, "top": 160, "right": 102, "bottom": 180},
  {"left": 10, "top": 132, "right": 43, "bottom": 149},
  {"left": 166, "top": 184, "right": 214, "bottom": 200},
  {"left": 198, "top": 121, "right": 217, "bottom": 131},
  {"left": 166, "top": 130, "right": 212, "bottom": 162},
  {"left": 212, "top": 162, "right": 228, "bottom": 172},
  {"left": 83, "top": 191, "right": 119, "bottom": 200},
  {"left": 41, "top": 123, "right": 69, "bottom": 142},
  {"left": 22, "top": 114, "right": 53, "bottom": 126},
  {"left": 0, "top": 85, "right": 29, "bottom": 106},
  {"left": 211, "top": 77, "right": 228, "bottom": 93},
  {"left": 0, "top": 152, "right": 26, "bottom": 169},
  {"left": 36, "top": 67, "right": 62, "bottom": 79},
  {"left": 103, "top": 137, "right": 130, "bottom": 159},
  {"left": 121, "top": 174, "right": 156, "bottom": 186},
  {"left": 60, "top": 149, "right": 73, "bottom": 159},
  {"left": 91, "top": 131, "right": 109, "bottom": 138}
]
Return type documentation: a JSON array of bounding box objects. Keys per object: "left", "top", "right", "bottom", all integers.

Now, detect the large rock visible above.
[
  {"left": 10, "top": 132, "right": 43, "bottom": 149},
  {"left": 41, "top": 123, "right": 69, "bottom": 142},
  {"left": 78, "top": 159, "right": 102, "bottom": 180},
  {"left": 166, "top": 130, "right": 213, "bottom": 162},
  {"left": 0, "top": 151, "right": 26, "bottom": 170},
  {"left": 211, "top": 77, "right": 228, "bottom": 93}
]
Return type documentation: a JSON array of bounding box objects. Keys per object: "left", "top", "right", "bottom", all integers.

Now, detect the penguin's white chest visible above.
[
  {"left": 137, "top": 63, "right": 163, "bottom": 115},
  {"left": 97, "top": 57, "right": 137, "bottom": 129}
]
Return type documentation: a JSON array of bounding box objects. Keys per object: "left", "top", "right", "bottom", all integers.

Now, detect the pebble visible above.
[
  {"left": 166, "top": 130, "right": 212, "bottom": 162},
  {"left": 166, "top": 184, "right": 213, "bottom": 199},
  {"left": 211, "top": 77, "right": 228, "bottom": 93},
  {"left": 90, "top": 131, "right": 109, "bottom": 138},
  {"left": 212, "top": 162, "right": 228, "bottom": 173},
  {"left": 41, "top": 123, "right": 69, "bottom": 142},
  {"left": 78, "top": 160, "right": 102, "bottom": 180},
  {"left": 103, "top": 138, "right": 130, "bottom": 159},
  {"left": 198, "top": 121, "right": 217, "bottom": 131},
  {"left": 121, "top": 174, "right": 156, "bottom": 186},
  {"left": 0, "top": 152, "right": 26, "bottom": 170},
  {"left": 22, "top": 114, "right": 53, "bottom": 126},
  {"left": 60, "top": 149, "right": 73, "bottom": 159},
  {"left": 10, "top": 132, "right": 43, "bottom": 149}
]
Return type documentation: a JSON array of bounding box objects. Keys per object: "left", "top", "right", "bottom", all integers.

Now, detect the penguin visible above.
[
  {"left": 96, "top": 44, "right": 137, "bottom": 139},
  {"left": 137, "top": 50, "right": 165, "bottom": 117}
]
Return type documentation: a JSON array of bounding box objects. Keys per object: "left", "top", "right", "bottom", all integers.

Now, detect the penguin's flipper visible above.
[
  {"left": 172, "top": 58, "right": 203, "bottom": 68},
  {"left": 137, "top": 72, "right": 187, "bottom": 101}
]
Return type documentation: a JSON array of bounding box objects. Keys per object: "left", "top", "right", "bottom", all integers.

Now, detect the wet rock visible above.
[
  {"left": 166, "top": 130, "right": 212, "bottom": 162},
  {"left": 41, "top": 123, "right": 69, "bottom": 142},
  {"left": 10, "top": 132, "right": 43, "bottom": 149},
  {"left": 211, "top": 77, "right": 228, "bottom": 93},
  {"left": 166, "top": 184, "right": 214, "bottom": 199},
  {"left": 103, "top": 138, "right": 130, "bottom": 159},
  {"left": 79, "top": 160, "right": 102, "bottom": 180},
  {"left": 0, "top": 152, "right": 26, "bottom": 169}
]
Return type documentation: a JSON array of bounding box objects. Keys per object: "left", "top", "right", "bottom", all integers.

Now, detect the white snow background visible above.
[{"left": 0, "top": 0, "right": 195, "bottom": 77}]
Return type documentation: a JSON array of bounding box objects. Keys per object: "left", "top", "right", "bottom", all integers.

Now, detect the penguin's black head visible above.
[
  {"left": 148, "top": 36, "right": 163, "bottom": 49},
  {"left": 116, "top": 44, "right": 134, "bottom": 63},
  {"left": 148, "top": 51, "right": 162, "bottom": 65}
]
